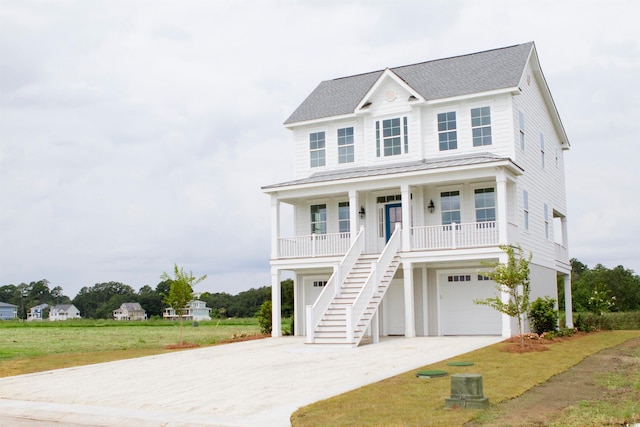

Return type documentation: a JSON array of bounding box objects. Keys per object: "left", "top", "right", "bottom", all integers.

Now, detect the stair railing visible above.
[
  {"left": 306, "top": 226, "right": 365, "bottom": 343},
  {"left": 347, "top": 224, "right": 402, "bottom": 345}
]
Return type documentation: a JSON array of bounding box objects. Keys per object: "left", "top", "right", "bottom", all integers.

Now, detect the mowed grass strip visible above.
[
  {"left": 291, "top": 331, "right": 640, "bottom": 427},
  {"left": 0, "top": 318, "right": 262, "bottom": 377}
]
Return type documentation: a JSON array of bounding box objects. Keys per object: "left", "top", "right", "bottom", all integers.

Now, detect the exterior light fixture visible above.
[
  {"left": 428, "top": 199, "right": 435, "bottom": 213},
  {"left": 359, "top": 206, "right": 366, "bottom": 219}
]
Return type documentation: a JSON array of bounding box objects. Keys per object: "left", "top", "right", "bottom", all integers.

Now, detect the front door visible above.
[{"left": 385, "top": 203, "right": 402, "bottom": 241}]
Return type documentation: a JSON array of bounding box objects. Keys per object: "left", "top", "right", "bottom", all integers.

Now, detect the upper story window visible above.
[
  {"left": 338, "top": 202, "right": 350, "bottom": 233},
  {"left": 438, "top": 112, "right": 457, "bottom": 151},
  {"left": 376, "top": 117, "right": 408, "bottom": 157},
  {"left": 310, "top": 204, "right": 327, "bottom": 234},
  {"left": 471, "top": 107, "right": 492, "bottom": 146},
  {"left": 540, "top": 133, "right": 545, "bottom": 169},
  {"left": 518, "top": 111, "right": 525, "bottom": 150},
  {"left": 474, "top": 188, "right": 496, "bottom": 222},
  {"left": 441, "top": 191, "right": 461, "bottom": 225},
  {"left": 544, "top": 203, "right": 549, "bottom": 239},
  {"left": 309, "top": 132, "right": 325, "bottom": 168},
  {"left": 337, "top": 127, "right": 354, "bottom": 164}
]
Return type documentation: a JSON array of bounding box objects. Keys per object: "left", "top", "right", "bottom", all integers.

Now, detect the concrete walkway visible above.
[{"left": 0, "top": 336, "right": 503, "bottom": 426}]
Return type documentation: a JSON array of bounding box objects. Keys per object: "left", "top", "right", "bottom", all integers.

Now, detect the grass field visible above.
[
  {"left": 291, "top": 330, "right": 640, "bottom": 426},
  {"left": 0, "top": 318, "right": 263, "bottom": 377}
]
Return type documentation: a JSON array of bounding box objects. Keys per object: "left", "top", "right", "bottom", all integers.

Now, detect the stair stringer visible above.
[{"left": 351, "top": 254, "right": 401, "bottom": 347}]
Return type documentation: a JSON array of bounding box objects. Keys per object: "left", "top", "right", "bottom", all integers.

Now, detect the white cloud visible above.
[{"left": 1, "top": 0, "right": 639, "bottom": 298}]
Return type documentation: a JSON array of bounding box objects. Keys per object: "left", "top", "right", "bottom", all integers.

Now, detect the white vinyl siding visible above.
[
  {"left": 518, "top": 111, "right": 525, "bottom": 150},
  {"left": 540, "top": 133, "right": 545, "bottom": 169}
]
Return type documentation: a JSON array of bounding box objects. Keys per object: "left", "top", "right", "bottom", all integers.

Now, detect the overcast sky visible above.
[{"left": 1, "top": 0, "right": 638, "bottom": 298}]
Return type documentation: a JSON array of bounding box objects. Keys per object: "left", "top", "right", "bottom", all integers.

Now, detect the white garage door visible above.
[{"left": 439, "top": 272, "right": 501, "bottom": 335}]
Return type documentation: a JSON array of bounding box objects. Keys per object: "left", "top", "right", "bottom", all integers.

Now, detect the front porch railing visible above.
[
  {"left": 278, "top": 232, "right": 351, "bottom": 258},
  {"left": 411, "top": 221, "right": 498, "bottom": 250}
]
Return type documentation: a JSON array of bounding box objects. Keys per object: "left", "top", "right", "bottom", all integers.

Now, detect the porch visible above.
[{"left": 275, "top": 221, "right": 501, "bottom": 259}]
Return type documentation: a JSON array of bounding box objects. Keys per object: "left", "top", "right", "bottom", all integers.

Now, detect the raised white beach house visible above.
[{"left": 263, "top": 42, "right": 572, "bottom": 345}]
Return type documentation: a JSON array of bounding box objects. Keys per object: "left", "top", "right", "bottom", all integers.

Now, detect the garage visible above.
[{"left": 438, "top": 272, "right": 502, "bottom": 335}]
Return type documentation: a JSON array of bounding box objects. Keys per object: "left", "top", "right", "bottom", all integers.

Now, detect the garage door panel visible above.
[{"left": 440, "top": 273, "right": 501, "bottom": 335}]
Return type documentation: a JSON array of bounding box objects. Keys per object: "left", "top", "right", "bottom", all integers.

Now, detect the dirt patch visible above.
[
  {"left": 217, "top": 333, "right": 270, "bottom": 345},
  {"left": 466, "top": 336, "right": 640, "bottom": 426},
  {"left": 164, "top": 342, "right": 201, "bottom": 349},
  {"left": 500, "top": 332, "right": 590, "bottom": 354},
  {"left": 164, "top": 333, "right": 269, "bottom": 349}
]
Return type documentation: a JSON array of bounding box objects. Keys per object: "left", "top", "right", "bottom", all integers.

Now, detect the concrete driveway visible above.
[{"left": 0, "top": 336, "right": 503, "bottom": 426}]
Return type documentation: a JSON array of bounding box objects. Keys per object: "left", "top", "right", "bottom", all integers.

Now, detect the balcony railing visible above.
[
  {"left": 555, "top": 243, "right": 569, "bottom": 264},
  {"left": 278, "top": 232, "right": 351, "bottom": 258},
  {"left": 411, "top": 221, "right": 499, "bottom": 250}
]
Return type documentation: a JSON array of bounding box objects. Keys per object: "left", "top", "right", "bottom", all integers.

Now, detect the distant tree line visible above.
[
  {"left": 0, "top": 278, "right": 294, "bottom": 320},
  {"left": 558, "top": 259, "right": 640, "bottom": 312}
]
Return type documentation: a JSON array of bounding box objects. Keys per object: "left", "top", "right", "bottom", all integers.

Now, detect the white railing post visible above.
[
  {"left": 306, "top": 305, "right": 314, "bottom": 343},
  {"left": 311, "top": 233, "right": 317, "bottom": 258},
  {"left": 334, "top": 265, "right": 340, "bottom": 296},
  {"left": 345, "top": 305, "right": 353, "bottom": 343},
  {"left": 451, "top": 222, "right": 457, "bottom": 249}
]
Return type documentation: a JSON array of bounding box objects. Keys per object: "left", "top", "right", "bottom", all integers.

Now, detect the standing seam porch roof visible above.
[
  {"left": 284, "top": 42, "right": 534, "bottom": 125},
  {"left": 262, "top": 152, "right": 522, "bottom": 191}
]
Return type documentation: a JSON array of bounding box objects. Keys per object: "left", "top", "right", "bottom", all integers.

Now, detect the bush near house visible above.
[{"left": 528, "top": 296, "right": 559, "bottom": 335}]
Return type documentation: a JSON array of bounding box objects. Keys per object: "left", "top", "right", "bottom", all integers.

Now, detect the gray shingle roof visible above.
[
  {"left": 284, "top": 42, "right": 533, "bottom": 125},
  {"left": 122, "top": 303, "right": 144, "bottom": 311},
  {"left": 262, "top": 153, "right": 521, "bottom": 190}
]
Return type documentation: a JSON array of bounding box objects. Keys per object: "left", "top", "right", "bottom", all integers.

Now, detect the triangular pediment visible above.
[{"left": 355, "top": 68, "right": 424, "bottom": 112}]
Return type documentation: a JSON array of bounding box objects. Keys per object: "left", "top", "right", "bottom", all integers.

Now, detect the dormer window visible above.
[{"left": 376, "top": 117, "right": 408, "bottom": 157}]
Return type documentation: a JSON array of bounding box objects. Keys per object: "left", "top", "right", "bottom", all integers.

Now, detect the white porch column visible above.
[
  {"left": 564, "top": 273, "right": 574, "bottom": 328},
  {"left": 496, "top": 172, "right": 508, "bottom": 245},
  {"left": 349, "top": 190, "right": 358, "bottom": 244},
  {"left": 422, "top": 265, "right": 429, "bottom": 336},
  {"left": 403, "top": 262, "right": 416, "bottom": 337},
  {"left": 401, "top": 184, "right": 411, "bottom": 252},
  {"left": 270, "top": 195, "right": 281, "bottom": 259},
  {"left": 271, "top": 268, "right": 282, "bottom": 337}
]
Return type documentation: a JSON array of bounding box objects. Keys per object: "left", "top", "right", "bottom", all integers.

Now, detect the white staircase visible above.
[{"left": 307, "top": 226, "right": 402, "bottom": 347}]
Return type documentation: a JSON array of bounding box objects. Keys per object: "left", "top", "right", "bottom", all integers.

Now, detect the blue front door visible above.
[{"left": 385, "top": 203, "right": 402, "bottom": 241}]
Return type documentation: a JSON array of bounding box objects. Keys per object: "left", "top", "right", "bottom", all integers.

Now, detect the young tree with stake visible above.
[
  {"left": 475, "top": 245, "right": 532, "bottom": 348},
  {"left": 161, "top": 264, "right": 207, "bottom": 345}
]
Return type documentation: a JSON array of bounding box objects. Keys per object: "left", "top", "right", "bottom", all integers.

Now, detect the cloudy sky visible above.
[{"left": 1, "top": 0, "right": 638, "bottom": 298}]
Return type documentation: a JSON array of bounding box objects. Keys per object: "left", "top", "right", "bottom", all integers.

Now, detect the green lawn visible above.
[
  {"left": 0, "top": 318, "right": 263, "bottom": 376},
  {"left": 291, "top": 331, "right": 640, "bottom": 426}
]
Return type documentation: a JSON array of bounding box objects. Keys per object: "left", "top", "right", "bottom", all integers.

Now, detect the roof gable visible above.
[
  {"left": 284, "top": 42, "right": 534, "bottom": 126},
  {"left": 354, "top": 68, "right": 424, "bottom": 111}
]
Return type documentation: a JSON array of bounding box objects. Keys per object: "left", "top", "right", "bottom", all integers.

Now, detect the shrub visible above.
[
  {"left": 256, "top": 300, "right": 272, "bottom": 334},
  {"left": 528, "top": 296, "right": 558, "bottom": 335},
  {"left": 573, "top": 312, "right": 640, "bottom": 331}
]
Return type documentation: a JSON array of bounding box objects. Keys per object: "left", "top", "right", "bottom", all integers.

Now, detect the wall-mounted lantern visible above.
[
  {"left": 428, "top": 199, "right": 435, "bottom": 214},
  {"left": 359, "top": 206, "right": 366, "bottom": 219}
]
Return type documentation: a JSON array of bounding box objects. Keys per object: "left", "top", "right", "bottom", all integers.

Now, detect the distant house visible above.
[
  {"left": 113, "top": 302, "right": 147, "bottom": 321},
  {"left": 49, "top": 304, "right": 81, "bottom": 321},
  {"left": 163, "top": 300, "right": 211, "bottom": 321},
  {"left": 0, "top": 302, "right": 18, "bottom": 320},
  {"left": 27, "top": 303, "right": 49, "bottom": 321}
]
